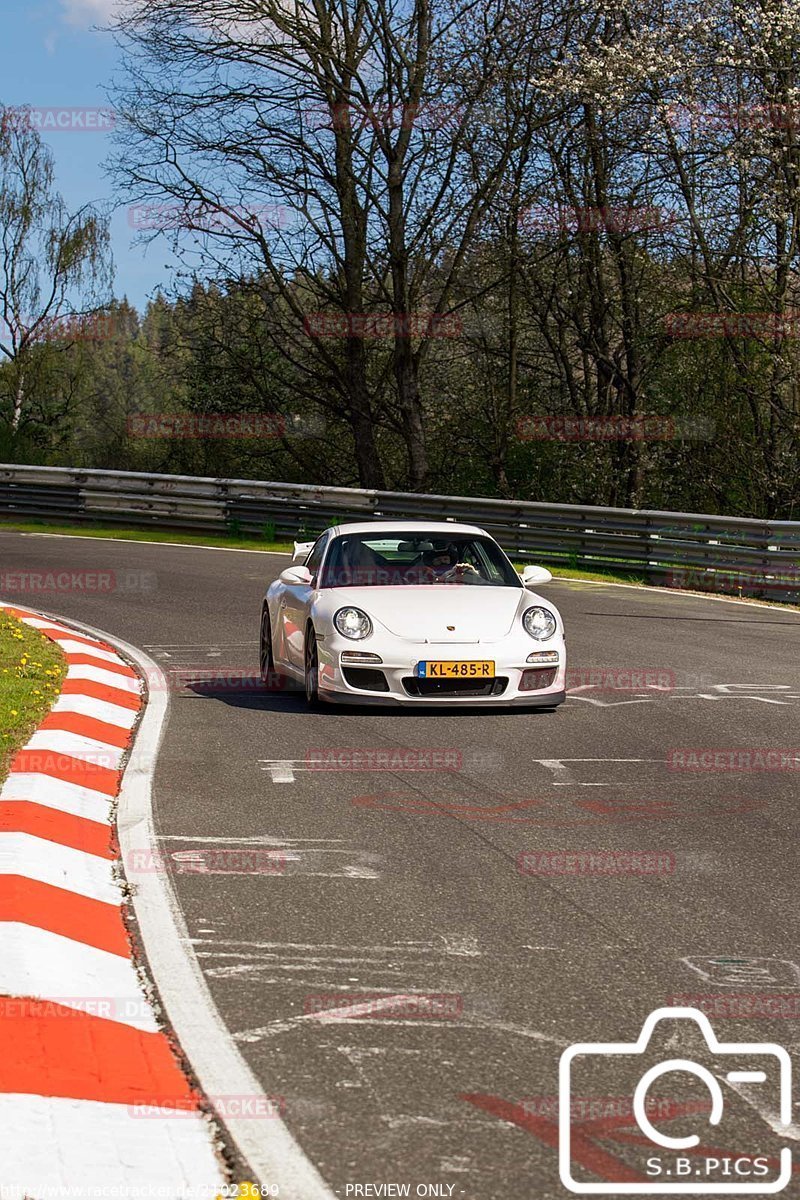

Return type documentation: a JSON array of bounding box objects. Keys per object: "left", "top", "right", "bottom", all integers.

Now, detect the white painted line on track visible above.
[
  {"left": 18, "top": 531, "right": 293, "bottom": 556},
  {"left": 264, "top": 761, "right": 296, "bottom": 783},
  {"left": 60, "top": 614, "right": 339, "bottom": 1200},
  {"left": 554, "top": 572, "right": 800, "bottom": 613}
]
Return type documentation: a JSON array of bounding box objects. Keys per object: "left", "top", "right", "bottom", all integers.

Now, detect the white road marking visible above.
[
  {"left": 309, "top": 994, "right": 451, "bottom": 1021},
  {"left": 142, "top": 642, "right": 259, "bottom": 648},
  {"left": 158, "top": 836, "right": 343, "bottom": 845},
  {"left": 534, "top": 758, "right": 661, "bottom": 764},
  {"left": 190, "top": 938, "right": 455, "bottom": 952},
  {"left": 18, "top": 531, "right": 292, "bottom": 557},
  {"left": 234, "top": 1007, "right": 569, "bottom": 1046},
  {"left": 268, "top": 761, "right": 296, "bottom": 783},
  {"left": 725, "top": 1077, "right": 800, "bottom": 1142}
]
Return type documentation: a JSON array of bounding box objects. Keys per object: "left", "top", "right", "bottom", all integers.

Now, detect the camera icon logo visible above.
[{"left": 559, "top": 1007, "right": 792, "bottom": 1194}]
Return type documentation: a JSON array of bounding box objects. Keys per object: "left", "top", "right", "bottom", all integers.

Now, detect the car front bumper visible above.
[{"left": 317, "top": 637, "right": 567, "bottom": 707}]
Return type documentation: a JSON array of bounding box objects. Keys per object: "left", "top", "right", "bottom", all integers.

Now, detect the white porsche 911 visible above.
[{"left": 259, "top": 521, "right": 566, "bottom": 708}]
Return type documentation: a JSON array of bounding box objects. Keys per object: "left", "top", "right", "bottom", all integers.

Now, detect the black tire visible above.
[
  {"left": 304, "top": 625, "right": 320, "bottom": 706},
  {"left": 260, "top": 608, "right": 275, "bottom": 684}
]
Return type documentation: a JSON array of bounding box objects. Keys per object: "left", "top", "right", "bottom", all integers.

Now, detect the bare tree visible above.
[
  {"left": 109, "top": 0, "right": 553, "bottom": 488},
  {"left": 0, "top": 108, "right": 112, "bottom": 435}
]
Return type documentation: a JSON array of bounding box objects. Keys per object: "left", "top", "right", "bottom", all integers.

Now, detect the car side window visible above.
[{"left": 305, "top": 537, "right": 326, "bottom": 579}]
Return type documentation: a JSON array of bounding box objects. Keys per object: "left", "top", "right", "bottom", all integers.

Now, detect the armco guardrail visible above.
[{"left": 1, "top": 463, "right": 799, "bottom": 601}]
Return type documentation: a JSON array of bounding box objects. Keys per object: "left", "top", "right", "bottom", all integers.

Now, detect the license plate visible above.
[{"left": 416, "top": 661, "right": 495, "bottom": 679}]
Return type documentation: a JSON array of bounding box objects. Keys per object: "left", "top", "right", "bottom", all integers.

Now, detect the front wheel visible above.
[
  {"left": 304, "top": 626, "right": 320, "bottom": 706},
  {"left": 260, "top": 608, "right": 275, "bottom": 683}
]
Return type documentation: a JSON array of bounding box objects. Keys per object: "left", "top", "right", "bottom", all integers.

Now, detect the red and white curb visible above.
[
  {"left": 0, "top": 603, "right": 227, "bottom": 1199},
  {"left": 0, "top": 603, "right": 337, "bottom": 1200}
]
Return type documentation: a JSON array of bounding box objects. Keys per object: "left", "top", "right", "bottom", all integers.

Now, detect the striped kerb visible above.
[{"left": 0, "top": 604, "right": 227, "bottom": 1198}]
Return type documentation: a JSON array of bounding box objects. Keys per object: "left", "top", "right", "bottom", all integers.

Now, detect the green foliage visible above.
[{"left": 0, "top": 613, "right": 66, "bottom": 782}]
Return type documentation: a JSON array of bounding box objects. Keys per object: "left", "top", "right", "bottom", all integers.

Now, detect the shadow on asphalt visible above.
[{"left": 180, "top": 683, "right": 557, "bottom": 718}]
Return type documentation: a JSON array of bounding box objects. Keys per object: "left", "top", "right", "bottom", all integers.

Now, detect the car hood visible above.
[{"left": 321, "top": 585, "right": 533, "bottom": 643}]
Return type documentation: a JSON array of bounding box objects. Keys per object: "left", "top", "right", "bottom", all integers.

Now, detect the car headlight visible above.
[
  {"left": 334, "top": 607, "right": 373, "bottom": 640},
  {"left": 523, "top": 606, "right": 557, "bottom": 641}
]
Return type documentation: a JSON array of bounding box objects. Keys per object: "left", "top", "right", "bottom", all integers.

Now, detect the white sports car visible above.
[{"left": 259, "top": 521, "right": 566, "bottom": 708}]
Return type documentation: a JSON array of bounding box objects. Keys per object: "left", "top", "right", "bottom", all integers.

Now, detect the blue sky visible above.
[{"left": 1, "top": 0, "right": 176, "bottom": 313}]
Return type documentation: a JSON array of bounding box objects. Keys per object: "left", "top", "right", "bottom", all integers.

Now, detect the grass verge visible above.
[
  {"left": 0, "top": 610, "right": 67, "bottom": 783},
  {"left": 0, "top": 518, "right": 293, "bottom": 554}
]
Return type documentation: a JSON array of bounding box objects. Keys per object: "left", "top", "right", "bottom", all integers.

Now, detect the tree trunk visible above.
[
  {"left": 12, "top": 370, "right": 24, "bottom": 432},
  {"left": 350, "top": 402, "right": 386, "bottom": 490},
  {"left": 387, "top": 162, "right": 429, "bottom": 491}
]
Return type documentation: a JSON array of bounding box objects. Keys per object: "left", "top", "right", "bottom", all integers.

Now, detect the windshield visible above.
[{"left": 318, "top": 532, "right": 522, "bottom": 588}]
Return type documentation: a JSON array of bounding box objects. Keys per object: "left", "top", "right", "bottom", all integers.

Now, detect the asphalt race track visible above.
[{"left": 4, "top": 528, "right": 800, "bottom": 1198}]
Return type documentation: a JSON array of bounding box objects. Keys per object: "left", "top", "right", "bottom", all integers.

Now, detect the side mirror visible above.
[
  {"left": 293, "top": 540, "right": 316, "bottom": 563},
  {"left": 280, "top": 565, "right": 313, "bottom": 586},
  {"left": 520, "top": 564, "right": 553, "bottom": 587}
]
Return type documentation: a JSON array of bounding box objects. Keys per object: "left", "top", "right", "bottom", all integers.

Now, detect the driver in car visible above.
[{"left": 423, "top": 544, "right": 481, "bottom": 582}]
